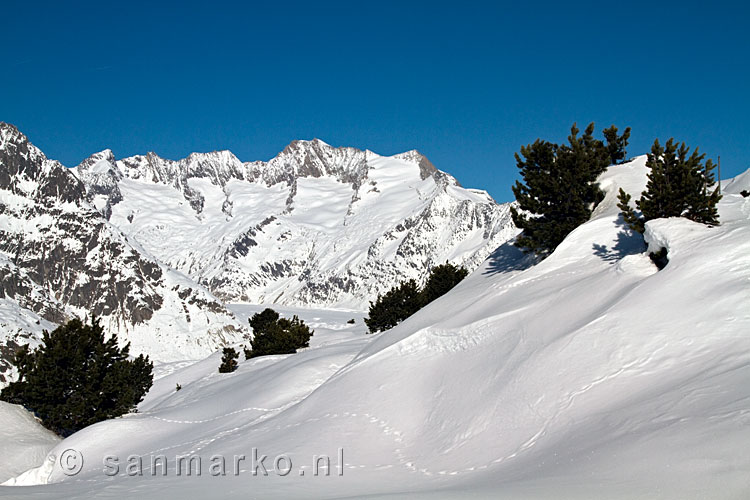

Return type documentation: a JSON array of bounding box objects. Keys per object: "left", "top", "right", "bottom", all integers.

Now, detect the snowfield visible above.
[
  {"left": 73, "top": 140, "right": 517, "bottom": 310},
  {"left": 0, "top": 402, "right": 59, "bottom": 484},
  {"left": 1, "top": 158, "right": 749, "bottom": 499}
]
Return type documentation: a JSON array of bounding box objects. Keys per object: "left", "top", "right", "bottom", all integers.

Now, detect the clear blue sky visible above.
[{"left": 2, "top": 0, "right": 748, "bottom": 202}]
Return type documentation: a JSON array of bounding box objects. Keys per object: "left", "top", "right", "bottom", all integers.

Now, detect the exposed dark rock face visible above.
[
  {"left": 0, "top": 123, "right": 248, "bottom": 383},
  {"left": 0, "top": 124, "right": 165, "bottom": 325}
]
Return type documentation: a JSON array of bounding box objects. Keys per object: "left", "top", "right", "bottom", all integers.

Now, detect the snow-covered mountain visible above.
[
  {"left": 4, "top": 158, "right": 748, "bottom": 499},
  {"left": 0, "top": 122, "right": 516, "bottom": 380},
  {"left": 0, "top": 123, "right": 248, "bottom": 367},
  {"left": 72, "top": 138, "right": 517, "bottom": 309}
]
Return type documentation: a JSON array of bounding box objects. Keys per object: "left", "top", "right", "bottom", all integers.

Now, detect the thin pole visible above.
[{"left": 718, "top": 155, "right": 721, "bottom": 194}]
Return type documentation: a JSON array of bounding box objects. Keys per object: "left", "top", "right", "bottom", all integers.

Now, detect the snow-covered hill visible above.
[
  {"left": 5, "top": 158, "right": 748, "bottom": 498},
  {"left": 72, "top": 138, "right": 517, "bottom": 309}
]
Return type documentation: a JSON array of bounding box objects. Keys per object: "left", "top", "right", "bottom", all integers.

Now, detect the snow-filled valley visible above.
[{"left": 1, "top": 156, "right": 748, "bottom": 499}]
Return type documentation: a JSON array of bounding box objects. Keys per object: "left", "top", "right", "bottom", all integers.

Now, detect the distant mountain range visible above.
[{"left": 0, "top": 122, "right": 517, "bottom": 378}]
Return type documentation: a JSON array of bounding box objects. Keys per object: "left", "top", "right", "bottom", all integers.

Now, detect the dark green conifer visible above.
[
  {"left": 365, "top": 279, "right": 422, "bottom": 333},
  {"left": 218, "top": 347, "right": 239, "bottom": 373},
  {"left": 0, "top": 318, "right": 153, "bottom": 437},
  {"left": 246, "top": 309, "right": 314, "bottom": 358},
  {"left": 618, "top": 138, "right": 721, "bottom": 233},
  {"left": 511, "top": 122, "right": 612, "bottom": 255},
  {"left": 603, "top": 125, "right": 631, "bottom": 165},
  {"left": 420, "top": 263, "right": 468, "bottom": 305}
]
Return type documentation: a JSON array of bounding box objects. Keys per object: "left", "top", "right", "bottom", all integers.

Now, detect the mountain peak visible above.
[
  {"left": 76, "top": 149, "right": 117, "bottom": 171},
  {"left": 393, "top": 149, "right": 439, "bottom": 181},
  {"left": 0, "top": 122, "right": 38, "bottom": 157},
  {"left": 0, "top": 121, "right": 23, "bottom": 139}
]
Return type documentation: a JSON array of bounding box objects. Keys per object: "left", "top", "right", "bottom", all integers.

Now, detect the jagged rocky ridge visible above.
[
  {"left": 0, "top": 121, "right": 518, "bottom": 382},
  {"left": 0, "top": 123, "right": 248, "bottom": 374},
  {"left": 72, "top": 138, "right": 518, "bottom": 309}
]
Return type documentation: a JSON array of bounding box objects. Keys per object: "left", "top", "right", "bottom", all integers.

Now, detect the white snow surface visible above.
[
  {"left": 722, "top": 168, "right": 750, "bottom": 195},
  {"left": 2, "top": 158, "right": 749, "bottom": 499},
  {"left": 0, "top": 402, "right": 59, "bottom": 483}
]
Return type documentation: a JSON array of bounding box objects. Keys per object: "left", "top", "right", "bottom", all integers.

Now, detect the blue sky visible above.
[{"left": 2, "top": 1, "right": 748, "bottom": 202}]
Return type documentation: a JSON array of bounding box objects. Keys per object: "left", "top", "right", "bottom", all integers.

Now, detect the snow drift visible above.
[{"left": 2, "top": 158, "right": 749, "bottom": 499}]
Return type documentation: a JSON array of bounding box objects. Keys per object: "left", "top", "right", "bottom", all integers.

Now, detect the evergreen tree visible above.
[
  {"left": 365, "top": 279, "right": 422, "bottom": 333},
  {"left": 0, "top": 318, "right": 153, "bottom": 437},
  {"left": 618, "top": 138, "right": 721, "bottom": 233},
  {"left": 603, "top": 125, "right": 631, "bottom": 165},
  {"left": 420, "top": 263, "right": 469, "bottom": 305},
  {"left": 248, "top": 307, "right": 280, "bottom": 333},
  {"left": 511, "top": 123, "right": 612, "bottom": 255},
  {"left": 246, "top": 309, "right": 314, "bottom": 358},
  {"left": 218, "top": 347, "right": 239, "bottom": 373}
]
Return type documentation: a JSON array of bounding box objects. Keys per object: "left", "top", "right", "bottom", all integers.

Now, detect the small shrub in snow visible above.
[
  {"left": 245, "top": 308, "right": 314, "bottom": 358},
  {"left": 218, "top": 347, "right": 239, "bottom": 373}
]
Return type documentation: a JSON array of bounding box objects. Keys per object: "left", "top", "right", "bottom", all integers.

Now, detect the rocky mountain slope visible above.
[
  {"left": 72, "top": 137, "right": 517, "bottom": 309},
  {"left": 0, "top": 123, "right": 248, "bottom": 370},
  {"left": 0, "top": 122, "right": 517, "bottom": 378}
]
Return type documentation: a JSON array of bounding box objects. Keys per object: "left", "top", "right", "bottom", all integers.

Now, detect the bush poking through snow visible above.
[
  {"left": 365, "top": 279, "right": 423, "bottom": 333},
  {"left": 245, "top": 309, "right": 314, "bottom": 358},
  {"left": 0, "top": 318, "right": 153, "bottom": 437},
  {"left": 218, "top": 347, "right": 239, "bottom": 373},
  {"left": 420, "top": 263, "right": 469, "bottom": 305},
  {"left": 618, "top": 138, "right": 721, "bottom": 233},
  {"left": 365, "top": 263, "right": 468, "bottom": 333},
  {"left": 649, "top": 248, "right": 669, "bottom": 270}
]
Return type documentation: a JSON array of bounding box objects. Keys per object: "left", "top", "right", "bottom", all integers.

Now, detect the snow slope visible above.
[
  {"left": 0, "top": 402, "right": 59, "bottom": 483},
  {"left": 723, "top": 168, "right": 750, "bottom": 195},
  {"left": 3, "top": 159, "right": 749, "bottom": 499}
]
